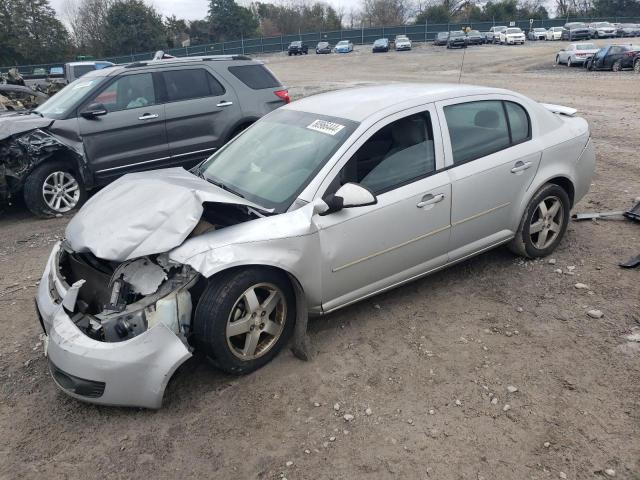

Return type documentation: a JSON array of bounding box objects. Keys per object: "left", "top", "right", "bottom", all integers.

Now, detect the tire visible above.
[
  {"left": 612, "top": 60, "right": 622, "bottom": 72},
  {"left": 23, "top": 161, "right": 86, "bottom": 218},
  {"left": 508, "top": 183, "right": 570, "bottom": 259},
  {"left": 193, "top": 267, "right": 296, "bottom": 375},
  {"left": 555, "top": 55, "right": 561, "bottom": 65},
  {"left": 567, "top": 57, "right": 572, "bottom": 67},
  {"left": 634, "top": 59, "right": 640, "bottom": 73}
]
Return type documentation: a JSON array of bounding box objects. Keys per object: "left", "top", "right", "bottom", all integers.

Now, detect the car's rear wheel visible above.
[
  {"left": 634, "top": 59, "right": 640, "bottom": 73},
  {"left": 612, "top": 60, "right": 622, "bottom": 72},
  {"left": 509, "top": 183, "right": 570, "bottom": 259},
  {"left": 193, "top": 268, "right": 295, "bottom": 374},
  {"left": 567, "top": 57, "right": 573, "bottom": 67},
  {"left": 555, "top": 55, "right": 560, "bottom": 64},
  {"left": 23, "top": 161, "right": 86, "bottom": 218}
]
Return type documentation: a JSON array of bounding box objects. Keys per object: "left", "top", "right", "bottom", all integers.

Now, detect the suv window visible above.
[
  {"left": 228, "top": 65, "right": 281, "bottom": 90},
  {"left": 92, "top": 73, "right": 155, "bottom": 112},
  {"left": 339, "top": 112, "right": 436, "bottom": 194},
  {"left": 162, "top": 69, "right": 225, "bottom": 102},
  {"left": 444, "top": 100, "right": 531, "bottom": 165}
]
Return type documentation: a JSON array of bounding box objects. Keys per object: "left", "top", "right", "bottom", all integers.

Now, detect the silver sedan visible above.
[
  {"left": 36, "top": 84, "right": 595, "bottom": 408},
  {"left": 556, "top": 42, "right": 599, "bottom": 66}
]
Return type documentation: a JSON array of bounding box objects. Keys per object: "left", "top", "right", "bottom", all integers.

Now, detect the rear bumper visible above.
[{"left": 36, "top": 243, "right": 192, "bottom": 408}]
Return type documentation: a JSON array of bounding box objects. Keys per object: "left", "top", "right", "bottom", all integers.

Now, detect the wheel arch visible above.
[{"left": 546, "top": 176, "right": 575, "bottom": 207}]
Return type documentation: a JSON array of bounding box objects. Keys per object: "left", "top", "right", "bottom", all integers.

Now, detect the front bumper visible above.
[
  {"left": 396, "top": 45, "right": 411, "bottom": 50},
  {"left": 35, "top": 243, "right": 192, "bottom": 408}
]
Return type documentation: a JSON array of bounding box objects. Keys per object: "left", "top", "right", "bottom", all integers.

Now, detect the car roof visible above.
[
  {"left": 67, "top": 61, "right": 114, "bottom": 67},
  {"left": 81, "top": 55, "right": 258, "bottom": 78},
  {"left": 284, "top": 83, "right": 510, "bottom": 122}
]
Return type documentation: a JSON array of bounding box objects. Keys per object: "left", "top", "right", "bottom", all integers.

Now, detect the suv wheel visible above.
[
  {"left": 193, "top": 268, "right": 295, "bottom": 374},
  {"left": 509, "top": 183, "right": 570, "bottom": 259},
  {"left": 23, "top": 161, "right": 86, "bottom": 217}
]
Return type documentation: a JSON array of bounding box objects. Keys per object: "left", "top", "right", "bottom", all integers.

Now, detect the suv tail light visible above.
[{"left": 274, "top": 89, "right": 290, "bottom": 104}]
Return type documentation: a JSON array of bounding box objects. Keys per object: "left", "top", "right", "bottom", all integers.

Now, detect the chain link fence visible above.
[{"left": 3, "top": 16, "right": 640, "bottom": 75}]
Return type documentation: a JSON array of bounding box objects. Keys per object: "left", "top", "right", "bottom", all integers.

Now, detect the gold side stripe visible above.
[
  {"left": 452, "top": 202, "right": 511, "bottom": 227},
  {"left": 332, "top": 224, "right": 451, "bottom": 272}
]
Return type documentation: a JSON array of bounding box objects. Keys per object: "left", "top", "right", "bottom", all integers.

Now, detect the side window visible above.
[
  {"left": 92, "top": 73, "right": 155, "bottom": 112},
  {"left": 338, "top": 112, "right": 436, "bottom": 195},
  {"left": 162, "top": 69, "right": 225, "bottom": 102},
  {"left": 444, "top": 100, "right": 510, "bottom": 165},
  {"left": 505, "top": 101, "right": 530, "bottom": 144}
]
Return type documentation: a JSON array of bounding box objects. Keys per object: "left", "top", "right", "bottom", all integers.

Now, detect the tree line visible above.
[{"left": 1, "top": 0, "right": 639, "bottom": 67}]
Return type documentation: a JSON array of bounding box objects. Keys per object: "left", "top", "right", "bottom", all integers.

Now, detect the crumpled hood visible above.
[
  {"left": 65, "top": 167, "right": 268, "bottom": 262},
  {"left": 0, "top": 112, "right": 53, "bottom": 141}
]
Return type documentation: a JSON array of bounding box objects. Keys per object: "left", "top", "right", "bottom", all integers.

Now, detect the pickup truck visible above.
[
  {"left": 485, "top": 26, "right": 507, "bottom": 44},
  {"left": 19, "top": 61, "right": 114, "bottom": 90}
]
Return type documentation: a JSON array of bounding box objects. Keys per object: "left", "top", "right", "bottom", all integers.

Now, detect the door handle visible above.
[
  {"left": 511, "top": 161, "right": 532, "bottom": 173},
  {"left": 216, "top": 101, "right": 234, "bottom": 107},
  {"left": 138, "top": 113, "right": 159, "bottom": 120},
  {"left": 416, "top": 193, "right": 445, "bottom": 208}
]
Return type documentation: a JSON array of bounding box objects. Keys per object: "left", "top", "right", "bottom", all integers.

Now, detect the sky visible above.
[{"left": 49, "top": 0, "right": 362, "bottom": 21}]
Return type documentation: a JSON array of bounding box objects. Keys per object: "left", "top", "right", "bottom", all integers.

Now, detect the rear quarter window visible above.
[{"left": 228, "top": 64, "right": 281, "bottom": 90}]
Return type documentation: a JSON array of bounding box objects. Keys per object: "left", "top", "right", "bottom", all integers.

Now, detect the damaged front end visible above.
[
  {"left": 0, "top": 126, "right": 80, "bottom": 205},
  {"left": 37, "top": 241, "right": 201, "bottom": 408}
]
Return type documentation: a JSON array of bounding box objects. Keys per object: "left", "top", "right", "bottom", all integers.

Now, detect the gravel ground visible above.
[{"left": 1, "top": 40, "right": 639, "bottom": 480}]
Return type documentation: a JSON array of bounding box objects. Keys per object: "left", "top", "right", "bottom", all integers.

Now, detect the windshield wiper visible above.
[{"left": 205, "top": 177, "right": 245, "bottom": 198}]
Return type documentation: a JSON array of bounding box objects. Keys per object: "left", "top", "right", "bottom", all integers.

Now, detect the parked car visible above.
[
  {"left": 486, "top": 26, "right": 507, "bottom": 44},
  {"left": 335, "top": 40, "right": 354, "bottom": 53},
  {"left": 20, "top": 61, "right": 114, "bottom": 91},
  {"left": 447, "top": 31, "right": 468, "bottom": 48},
  {"left": 588, "top": 22, "right": 617, "bottom": 38},
  {"left": 0, "top": 55, "right": 289, "bottom": 217},
  {"left": 395, "top": 35, "right": 412, "bottom": 51},
  {"left": 466, "top": 30, "right": 485, "bottom": 45},
  {"left": 561, "top": 22, "right": 591, "bottom": 41},
  {"left": 315, "top": 41, "right": 332, "bottom": 54},
  {"left": 500, "top": 27, "right": 526, "bottom": 45},
  {"left": 585, "top": 44, "right": 640, "bottom": 71},
  {"left": 556, "top": 43, "right": 599, "bottom": 66},
  {"left": 372, "top": 38, "right": 390, "bottom": 52},
  {"left": 288, "top": 41, "right": 308, "bottom": 55},
  {"left": 434, "top": 32, "right": 450, "bottom": 46},
  {"left": 528, "top": 28, "right": 547, "bottom": 40},
  {"left": 546, "top": 27, "right": 564, "bottom": 40},
  {"left": 616, "top": 23, "right": 640, "bottom": 37},
  {"left": 36, "top": 83, "right": 595, "bottom": 408}
]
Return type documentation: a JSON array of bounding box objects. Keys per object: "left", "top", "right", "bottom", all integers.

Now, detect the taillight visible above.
[
  {"left": 274, "top": 89, "right": 290, "bottom": 104},
  {"left": 624, "top": 51, "right": 634, "bottom": 57}
]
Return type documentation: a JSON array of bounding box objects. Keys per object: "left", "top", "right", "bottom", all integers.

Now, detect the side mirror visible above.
[
  {"left": 80, "top": 103, "right": 107, "bottom": 119},
  {"left": 321, "top": 183, "right": 377, "bottom": 215}
]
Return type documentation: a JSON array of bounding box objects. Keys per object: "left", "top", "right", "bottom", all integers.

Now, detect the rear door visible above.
[
  {"left": 78, "top": 72, "right": 169, "bottom": 184},
  {"left": 436, "top": 97, "right": 541, "bottom": 261},
  {"left": 161, "top": 67, "right": 241, "bottom": 167}
]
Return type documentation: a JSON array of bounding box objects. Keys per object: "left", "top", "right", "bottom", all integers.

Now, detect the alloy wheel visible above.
[
  {"left": 42, "top": 171, "right": 81, "bottom": 213},
  {"left": 529, "top": 196, "right": 564, "bottom": 250},
  {"left": 612, "top": 61, "right": 622, "bottom": 72},
  {"left": 226, "top": 283, "right": 287, "bottom": 360}
]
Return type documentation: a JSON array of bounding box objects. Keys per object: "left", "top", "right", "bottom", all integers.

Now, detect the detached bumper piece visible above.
[{"left": 49, "top": 361, "right": 105, "bottom": 398}]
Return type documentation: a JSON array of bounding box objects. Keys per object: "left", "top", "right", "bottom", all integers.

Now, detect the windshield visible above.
[
  {"left": 199, "top": 109, "right": 358, "bottom": 212},
  {"left": 450, "top": 31, "right": 464, "bottom": 37},
  {"left": 506, "top": 28, "right": 522, "bottom": 34},
  {"left": 35, "top": 76, "right": 106, "bottom": 118},
  {"left": 576, "top": 43, "right": 596, "bottom": 50},
  {"left": 567, "top": 23, "right": 586, "bottom": 28},
  {"left": 290, "top": 41, "right": 301, "bottom": 46},
  {"left": 595, "top": 22, "right": 611, "bottom": 27},
  {"left": 438, "top": 32, "right": 448, "bottom": 37},
  {"left": 374, "top": 39, "right": 387, "bottom": 44},
  {"left": 337, "top": 41, "right": 349, "bottom": 46},
  {"left": 317, "top": 42, "right": 328, "bottom": 47},
  {"left": 534, "top": 28, "right": 546, "bottom": 32}
]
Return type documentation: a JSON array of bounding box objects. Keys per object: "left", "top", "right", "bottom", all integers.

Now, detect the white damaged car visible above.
[{"left": 36, "top": 84, "right": 595, "bottom": 408}]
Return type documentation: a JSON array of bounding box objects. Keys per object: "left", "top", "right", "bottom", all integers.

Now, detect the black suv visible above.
[
  {"left": 0, "top": 55, "right": 289, "bottom": 217},
  {"left": 447, "top": 31, "right": 468, "bottom": 48},
  {"left": 561, "top": 23, "right": 591, "bottom": 41},
  {"left": 288, "top": 41, "right": 309, "bottom": 55}
]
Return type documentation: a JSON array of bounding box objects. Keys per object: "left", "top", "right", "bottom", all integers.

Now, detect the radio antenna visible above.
[{"left": 458, "top": 45, "right": 467, "bottom": 84}]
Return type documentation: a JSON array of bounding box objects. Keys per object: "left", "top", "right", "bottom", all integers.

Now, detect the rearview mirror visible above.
[
  {"left": 321, "top": 183, "right": 377, "bottom": 215},
  {"left": 80, "top": 103, "right": 107, "bottom": 119}
]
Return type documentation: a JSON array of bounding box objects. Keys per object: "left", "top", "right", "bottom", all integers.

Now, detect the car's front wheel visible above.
[
  {"left": 567, "top": 57, "right": 573, "bottom": 67},
  {"left": 612, "top": 60, "right": 622, "bottom": 72},
  {"left": 193, "top": 268, "right": 296, "bottom": 374},
  {"left": 23, "top": 161, "right": 86, "bottom": 217},
  {"left": 509, "top": 183, "right": 570, "bottom": 259},
  {"left": 634, "top": 59, "right": 640, "bottom": 73}
]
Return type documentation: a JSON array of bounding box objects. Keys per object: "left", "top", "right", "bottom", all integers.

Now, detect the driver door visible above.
[
  {"left": 315, "top": 105, "right": 452, "bottom": 312},
  {"left": 78, "top": 72, "right": 169, "bottom": 185}
]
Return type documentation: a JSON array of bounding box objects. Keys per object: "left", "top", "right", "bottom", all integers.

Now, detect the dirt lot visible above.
[{"left": 1, "top": 40, "right": 639, "bottom": 480}]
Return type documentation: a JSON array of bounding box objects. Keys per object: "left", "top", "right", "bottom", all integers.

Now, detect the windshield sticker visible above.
[{"left": 307, "top": 119, "right": 345, "bottom": 136}]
